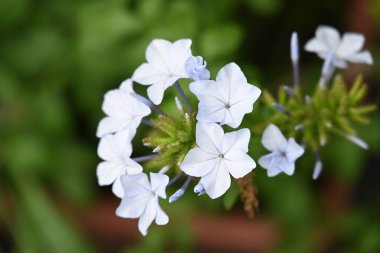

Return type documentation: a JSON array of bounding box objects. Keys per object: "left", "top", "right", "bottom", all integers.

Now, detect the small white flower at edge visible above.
[
  {"left": 190, "top": 62, "right": 261, "bottom": 128},
  {"left": 305, "top": 25, "right": 373, "bottom": 68},
  {"left": 258, "top": 124, "right": 304, "bottom": 177},
  {"left": 96, "top": 79, "right": 151, "bottom": 137},
  {"left": 132, "top": 39, "right": 192, "bottom": 105},
  {"left": 116, "top": 172, "right": 169, "bottom": 236},
  {"left": 97, "top": 130, "right": 143, "bottom": 198},
  {"left": 180, "top": 122, "right": 256, "bottom": 199}
]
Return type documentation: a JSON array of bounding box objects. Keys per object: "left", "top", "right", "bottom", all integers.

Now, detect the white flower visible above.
[
  {"left": 132, "top": 39, "right": 192, "bottom": 105},
  {"left": 305, "top": 25, "right": 373, "bottom": 68},
  {"left": 190, "top": 62, "right": 261, "bottom": 128},
  {"left": 258, "top": 124, "right": 304, "bottom": 177},
  {"left": 185, "top": 56, "right": 210, "bottom": 81},
  {"left": 180, "top": 122, "right": 256, "bottom": 199},
  {"left": 116, "top": 172, "right": 169, "bottom": 236},
  {"left": 96, "top": 79, "right": 151, "bottom": 138},
  {"left": 97, "top": 130, "right": 143, "bottom": 198}
]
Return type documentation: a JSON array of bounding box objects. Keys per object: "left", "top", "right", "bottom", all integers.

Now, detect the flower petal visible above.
[
  {"left": 223, "top": 150, "right": 255, "bottom": 179},
  {"left": 97, "top": 161, "right": 124, "bottom": 186},
  {"left": 149, "top": 173, "right": 169, "bottom": 199},
  {"left": 119, "top": 79, "right": 134, "bottom": 93},
  {"left": 220, "top": 108, "right": 237, "bottom": 127},
  {"left": 201, "top": 160, "right": 231, "bottom": 199},
  {"left": 230, "top": 83, "right": 261, "bottom": 113},
  {"left": 215, "top": 63, "right": 247, "bottom": 102},
  {"left": 180, "top": 148, "right": 217, "bottom": 177},
  {"left": 120, "top": 173, "right": 151, "bottom": 197},
  {"left": 222, "top": 128, "right": 250, "bottom": 154},
  {"left": 155, "top": 206, "right": 169, "bottom": 225},
  {"left": 316, "top": 25, "right": 340, "bottom": 49},
  {"left": 112, "top": 176, "right": 124, "bottom": 198},
  {"left": 345, "top": 51, "right": 373, "bottom": 65},
  {"left": 146, "top": 77, "right": 178, "bottom": 105},
  {"left": 98, "top": 131, "right": 137, "bottom": 173},
  {"left": 200, "top": 69, "right": 210, "bottom": 80},
  {"left": 196, "top": 122, "right": 224, "bottom": 154},
  {"left": 170, "top": 39, "right": 192, "bottom": 76},
  {"left": 189, "top": 80, "right": 216, "bottom": 97},
  {"left": 258, "top": 153, "right": 277, "bottom": 170},
  {"left": 196, "top": 104, "right": 226, "bottom": 124},
  {"left": 277, "top": 157, "right": 295, "bottom": 175},
  {"left": 146, "top": 39, "right": 172, "bottom": 73},
  {"left": 116, "top": 194, "right": 152, "bottom": 219},
  {"left": 138, "top": 198, "right": 157, "bottom": 236},
  {"left": 304, "top": 38, "right": 328, "bottom": 54},
  {"left": 192, "top": 81, "right": 228, "bottom": 124},
  {"left": 332, "top": 56, "right": 348, "bottom": 68},
  {"left": 97, "top": 117, "right": 126, "bottom": 137},
  {"left": 336, "top": 33, "right": 364, "bottom": 58},
  {"left": 132, "top": 63, "right": 168, "bottom": 85},
  {"left": 285, "top": 138, "right": 304, "bottom": 162},
  {"left": 261, "top": 124, "right": 287, "bottom": 151},
  {"left": 102, "top": 89, "right": 135, "bottom": 118},
  {"left": 267, "top": 167, "right": 282, "bottom": 177},
  {"left": 97, "top": 134, "right": 119, "bottom": 161},
  {"left": 122, "top": 157, "right": 143, "bottom": 175}
]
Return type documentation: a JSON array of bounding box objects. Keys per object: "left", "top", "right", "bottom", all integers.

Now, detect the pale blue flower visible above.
[
  {"left": 305, "top": 25, "right": 373, "bottom": 68},
  {"left": 180, "top": 122, "right": 256, "bottom": 199},
  {"left": 259, "top": 124, "right": 304, "bottom": 177},
  {"left": 132, "top": 39, "right": 192, "bottom": 105},
  {"left": 97, "top": 130, "right": 143, "bottom": 198},
  {"left": 116, "top": 172, "right": 169, "bottom": 236},
  {"left": 190, "top": 62, "right": 261, "bottom": 128},
  {"left": 96, "top": 79, "right": 151, "bottom": 138}
]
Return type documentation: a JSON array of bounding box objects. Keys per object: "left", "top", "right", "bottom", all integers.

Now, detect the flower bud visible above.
[{"left": 185, "top": 56, "right": 210, "bottom": 81}]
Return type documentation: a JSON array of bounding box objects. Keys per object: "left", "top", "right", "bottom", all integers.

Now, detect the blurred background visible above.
[{"left": 1, "top": 0, "right": 380, "bottom": 252}]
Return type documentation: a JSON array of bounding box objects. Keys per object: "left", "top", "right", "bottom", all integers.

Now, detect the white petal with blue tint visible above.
[
  {"left": 180, "top": 122, "right": 256, "bottom": 199},
  {"left": 96, "top": 79, "right": 151, "bottom": 137},
  {"left": 116, "top": 173, "right": 169, "bottom": 236},
  {"left": 96, "top": 131, "right": 143, "bottom": 197},
  {"left": 259, "top": 124, "right": 304, "bottom": 177},
  {"left": 190, "top": 63, "right": 261, "bottom": 128},
  {"left": 132, "top": 39, "right": 192, "bottom": 105},
  {"left": 305, "top": 25, "right": 373, "bottom": 68},
  {"left": 261, "top": 124, "right": 287, "bottom": 152}
]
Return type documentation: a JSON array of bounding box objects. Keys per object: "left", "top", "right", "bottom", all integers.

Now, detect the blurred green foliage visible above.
[{"left": 1, "top": 0, "right": 380, "bottom": 252}]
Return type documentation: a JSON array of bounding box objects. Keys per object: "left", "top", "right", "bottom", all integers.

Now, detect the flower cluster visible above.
[
  {"left": 96, "top": 38, "right": 262, "bottom": 235},
  {"left": 96, "top": 25, "right": 374, "bottom": 236}
]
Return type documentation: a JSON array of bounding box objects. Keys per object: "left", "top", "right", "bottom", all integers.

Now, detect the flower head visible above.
[
  {"left": 305, "top": 25, "right": 373, "bottom": 68},
  {"left": 116, "top": 172, "right": 169, "bottom": 236},
  {"left": 132, "top": 39, "right": 192, "bottom": 105},
  {"left": 258, "top": 124, "right": 304, "bottom": 177},
  {"left": 180, "top": 122, "right": 256, "bottom": 199},
  {"left": 185, "top": 56, "right": 210, "bottom": 81},
  {"left": 96, "top": 79, "right": 151, "bottom": 138},
  {"left": 190, "top": 62, "right": 261, "bottom": 128},
  {"left": 97, "top": 130, "right": 143, "bottom": 198}
]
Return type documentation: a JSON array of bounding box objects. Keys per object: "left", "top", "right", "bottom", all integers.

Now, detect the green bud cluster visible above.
[
  {"left": 143, "top": 111, "right": 197, "bottom": 173},
  {"left": 262, "top": 75, "right": 376, "bottom": 151}
]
